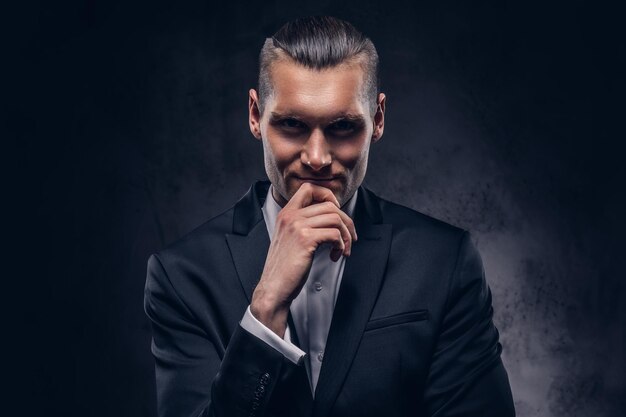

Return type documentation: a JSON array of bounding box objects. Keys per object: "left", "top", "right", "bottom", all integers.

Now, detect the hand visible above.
[{"left": 250, "top": 183, "right": 358, "bottom": 337}]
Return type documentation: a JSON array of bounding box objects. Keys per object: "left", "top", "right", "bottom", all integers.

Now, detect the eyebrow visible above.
[
  {"left": 269, "top": 112, "right": 366, "bottom": 125},
  {"left": 269, "top": 112, "right": 304, "bottom": 122},
  {"left": 328, "top": 114, "right": 366, "bottom": 125}
]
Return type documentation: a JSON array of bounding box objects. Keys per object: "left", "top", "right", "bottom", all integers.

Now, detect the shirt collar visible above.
[{"left": 262, "top": 185, "right": 359, "bottom": 238}]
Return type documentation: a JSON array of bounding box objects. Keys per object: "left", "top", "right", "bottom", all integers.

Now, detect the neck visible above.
[{"left": 271, "top": 187, "right": 289, "bottom": 208}]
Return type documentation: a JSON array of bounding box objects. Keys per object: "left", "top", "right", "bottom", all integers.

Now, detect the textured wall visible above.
[{"left": 8, "top": 1, "right": 624, "bottom": 416}]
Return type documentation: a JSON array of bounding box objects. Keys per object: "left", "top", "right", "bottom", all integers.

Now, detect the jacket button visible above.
[{"left": 260, "top": 372, "right": 271, "bottom": 385}]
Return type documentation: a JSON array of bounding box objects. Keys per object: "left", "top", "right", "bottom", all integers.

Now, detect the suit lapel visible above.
[
  {"left": 224, "top": 181, "right": 271, "bottom": 302},
  {"left": 313, "top": 187, "right": 392, "bottom": 417},
  {"left": 225, "top": 219, "right": 270, "bottom": 302}
]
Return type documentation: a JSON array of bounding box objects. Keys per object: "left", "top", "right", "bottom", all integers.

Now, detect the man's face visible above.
[{"left": 249, "top": 58, "right": 385, "bottom": 207}]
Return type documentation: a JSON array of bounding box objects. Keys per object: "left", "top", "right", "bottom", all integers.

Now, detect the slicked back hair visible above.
[{"left": 258, "top": 16, "right": 379, "bottom": 116}]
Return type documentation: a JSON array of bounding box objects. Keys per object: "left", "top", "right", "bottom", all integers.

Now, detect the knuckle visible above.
[
  {"left": 289, "top": 219, "right": 299, "bottom": 232},
  {"left": 291, "top": 220, "right": 303, "bottom": 233},
  {"left": 297, "top": 227, "right": 310, "bottom": 242},
  {"left": 276, "top": 213, "right": 288, "bottom": 227}
]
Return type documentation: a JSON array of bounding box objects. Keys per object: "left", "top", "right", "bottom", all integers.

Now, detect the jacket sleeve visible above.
[
  {"left": 144, "top": 254, "right": 303, "bottom": 417},
  {"left": 423, "top": 232, "right": 515, "bottom": 417}
]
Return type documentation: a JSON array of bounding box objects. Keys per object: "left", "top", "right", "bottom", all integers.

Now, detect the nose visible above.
[{"left": 301, "top": 129, "right": 331, "bottom": 171}]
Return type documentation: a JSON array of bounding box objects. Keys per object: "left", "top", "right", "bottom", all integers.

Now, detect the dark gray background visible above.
[{"left": 6, "top": 0, "right": 625, "bottom": 416}]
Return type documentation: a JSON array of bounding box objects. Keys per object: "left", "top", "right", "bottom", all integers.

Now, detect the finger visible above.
[
  {"left": 287, "top": 182, "right": 340, "bottom": 210},
  {"left": 310, "top": 228, "right": 345, "bottom": 262},
  {"left": 303, "top": 213, "right": 352, "bottom": 256},
  {"left": 299, "top": 202, "right": 357, "bottom": 242}
]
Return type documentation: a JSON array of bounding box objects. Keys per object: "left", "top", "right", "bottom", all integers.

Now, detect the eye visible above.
[
  {"left": 327, "top": 120, "right": 358, "bottom": 135},
  {"left": 332, "top": 120, "right": 354, "bottom": 130},
  {"left": 279, "top": 118, "right": 306, "bottom": 130}
]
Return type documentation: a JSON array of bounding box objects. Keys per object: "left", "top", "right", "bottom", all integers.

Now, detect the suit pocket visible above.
[{"left": 364, "top": 310, "right": 429, "bottom": 332}]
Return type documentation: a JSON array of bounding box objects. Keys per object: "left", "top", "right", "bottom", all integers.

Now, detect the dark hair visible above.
[{"left": 258, "top": 16, "right": 379, "bottom": 115}]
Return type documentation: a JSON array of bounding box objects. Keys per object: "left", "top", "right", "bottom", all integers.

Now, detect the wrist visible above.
[{"left": 250, "top": 294, "right": 290, "bottom": 338}]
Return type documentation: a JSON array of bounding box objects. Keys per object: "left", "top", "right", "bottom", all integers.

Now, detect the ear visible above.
[
  {"left": 249, "top": 88, "right": 262, "bottom": 140},
  {"left": 371, "top": 93, "right": 386, "bottom": 142}
]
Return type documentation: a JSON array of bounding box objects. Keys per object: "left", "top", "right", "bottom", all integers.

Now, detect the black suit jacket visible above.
[{"left": 144, "top": 180, "right": 515, "bottom": 417}]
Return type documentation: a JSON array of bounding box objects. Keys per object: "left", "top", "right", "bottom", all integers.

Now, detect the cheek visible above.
[
  {"left": 333, "top": 138, "right": 370, "bottom": 168},
  {"left": 264, "top": 136, "right": 300, "bottom": 168}
]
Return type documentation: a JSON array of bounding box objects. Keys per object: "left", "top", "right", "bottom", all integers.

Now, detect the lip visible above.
[
  {"left": 299, "top": 177, "right": 336, "bottom": 181},
  {"left": 294, "top": 176, "right": 340, "bottom": 185}
]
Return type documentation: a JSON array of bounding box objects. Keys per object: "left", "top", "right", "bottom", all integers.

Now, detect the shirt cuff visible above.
[{"left": 240, "top": 306, "right": 306, "bottom": 365}]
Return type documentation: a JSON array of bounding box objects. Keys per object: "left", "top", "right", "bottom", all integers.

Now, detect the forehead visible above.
[{"left": 267, "top": 59, "right": 368, "bottom": 120}]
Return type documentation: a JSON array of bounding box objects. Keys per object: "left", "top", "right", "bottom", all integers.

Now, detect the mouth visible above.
[
  {"left": 293, "top": 176, "right": 341, "bottom": 186},
  {"left": 299, "top": 177, "right": 335, "bottom": 181}
]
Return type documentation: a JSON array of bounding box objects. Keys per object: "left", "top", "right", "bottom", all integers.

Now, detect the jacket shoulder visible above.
[{"left": 153, "top": 205, "right": 237, "bottom": 266}]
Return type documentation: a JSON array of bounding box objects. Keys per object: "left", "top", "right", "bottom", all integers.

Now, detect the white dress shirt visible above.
[{"left": 239, "top": 185, "right": 358, "bottom": 395}]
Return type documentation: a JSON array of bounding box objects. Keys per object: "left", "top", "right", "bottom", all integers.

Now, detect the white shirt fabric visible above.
[{"left": 239, "top": 185, "right": 358, "bottom": 395}]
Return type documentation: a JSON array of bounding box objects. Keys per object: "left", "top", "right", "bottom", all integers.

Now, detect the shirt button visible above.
[
  {"left": 314, "top": 282, "right": 323, "bottom": 292},
  {"left": 317, "top": 351, "right": 324, "bottom": 362}
]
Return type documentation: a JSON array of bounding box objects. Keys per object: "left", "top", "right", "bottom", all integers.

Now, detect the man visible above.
[{"left": 144, "top": 16, "right": 515, "bottom": 417}]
